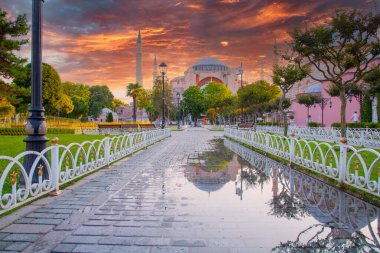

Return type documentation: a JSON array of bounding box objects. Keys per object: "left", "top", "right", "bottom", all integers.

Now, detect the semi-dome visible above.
[{"left": 193, "top": 57, "right": 228, "bottom": 71}]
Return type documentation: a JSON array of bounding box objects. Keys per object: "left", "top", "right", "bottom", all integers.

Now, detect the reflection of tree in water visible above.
[
  {"left": 272, "top": 224, "right": 379, "bottom": 253},
  {"left": 267, "top": 186, "right": 308, "bottom": 220},
  {"left": 237, "top": 156, "right": 270, "bottom": 190},
  {"left": 189, "top": 139, "right": 234, "bottom": 171}
]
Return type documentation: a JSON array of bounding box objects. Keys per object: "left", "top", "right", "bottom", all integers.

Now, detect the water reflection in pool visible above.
[{"left": 178, "top": 138, "right": 380, "bottom": 252}]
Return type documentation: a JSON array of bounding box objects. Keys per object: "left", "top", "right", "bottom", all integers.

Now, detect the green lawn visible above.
[{"left": 0, "top": 134, "right": 105, "bottom": 157}]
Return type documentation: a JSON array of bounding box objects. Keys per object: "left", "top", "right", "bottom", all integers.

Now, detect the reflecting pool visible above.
[{"left": 166, "top": 138, "right": 380, "bottom": 252}]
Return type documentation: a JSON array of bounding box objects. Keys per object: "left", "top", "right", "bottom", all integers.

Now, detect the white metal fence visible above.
[
  {"left": 224, "top": 138, "right": 380, "bottom": 249},
  {"left": 224, "top": 128, "right": 380, "bottom": 198},
  {"left": 253, "top": 126, "right": 380, "bottom": 149},
  {"left": 0, "top": 129, "right": 171, "bottom": 214}
]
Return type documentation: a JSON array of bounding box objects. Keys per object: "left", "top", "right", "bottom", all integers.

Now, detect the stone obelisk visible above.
[{"left": 136, "top": 30, "right": 143, "bottom": 86}]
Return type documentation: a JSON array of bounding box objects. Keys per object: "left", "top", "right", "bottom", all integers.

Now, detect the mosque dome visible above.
[{"left": 193, "top": 57, "right": 228, "bottom": 71}]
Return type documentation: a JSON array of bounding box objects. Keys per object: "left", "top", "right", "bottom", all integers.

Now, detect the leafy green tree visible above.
[
  {"left": 106, "top": 112, "right": 113, "bottom": 122},
  {"left": 0, "top": 81, "right": 30, "bottom": 113},
  {"left": 15, "top": 63, "right": 73, "bottom": 115},
  {"left": 288, "top": 10, "right": 380, "bottom": 137},
  {"left": 145, "top": 104, "right": 159, "bottom": 122},
  {"left": 62, "top": 82, "right": 90, "bottom": 119},
  {"left": 202, "top": 82, "right": 232, "bottom": 109},
  {"left": 0, "top": 97, "right": 15, "bottom": 118},
  {"left": 273, "top": 64, "right": 309, "bottom": 136},
  {"left": 126, "top": 82, "right": 144, "bottom": 122},
  {"left": 112, "top": 98, "right": 125, "bottom": 110},
  {"left": 0, "top": 9, "right": 28, "bottom": 79},
  {"left": 182, "top": 86, "right": 204, "bottom": 126},
  {"left": 151, "top": 78, "right": 173, "bottom": 122},
  {"left": 89, "top": 85, "right": 114, "bottom": 118},
  {"left": 238, "top": 80, "right": 281, "bottom": 127},
  {"left": 297, "top": 94, "right": 321, "bottom": 122},
  {"left": 89, "top": 102, "right": 102, "bottom": 119}
]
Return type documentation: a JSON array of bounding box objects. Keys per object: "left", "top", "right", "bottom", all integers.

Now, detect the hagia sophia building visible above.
[
  {"left": 169, "top": 57, "right": 242, "bottom": 94},
  {"left": 139, "top": 32, "right": 242, "bottom": 95}
]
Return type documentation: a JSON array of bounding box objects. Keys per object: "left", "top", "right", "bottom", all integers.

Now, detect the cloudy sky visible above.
[{"left": 2, "top": 0, "right": 375, "bottom": 101}]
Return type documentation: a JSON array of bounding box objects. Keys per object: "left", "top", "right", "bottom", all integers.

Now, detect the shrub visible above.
[
  {"left": 307, "top": 122, "right": 321, "bottom": 127},
  {"left": 331, "top": 122, "right": 380, "bottom": 129},
  {"left": 257, "top": 122, "right": 280, "bottom": 126},
  {"left": 0, "top": 127, "right": 75, "bottom": 136}
]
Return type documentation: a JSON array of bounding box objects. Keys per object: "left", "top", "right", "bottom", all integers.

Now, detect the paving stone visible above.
[
  {"left": 150, "top": 247, "right": 189, "bottom": 253},
  {"left": 72, "top": 244, "right": 113, "bottom": 253},
  {"left": 26, "top": 212, "right": 56, "bottom": 218},
  {"left": 62, "top": 235, "right": 102, "bottom": 244},
  {"left": 172, "top": 240, "right": 206, "bottom": 247},
  {"left": 72, "top": 226, "right": 112, "bottom": 236},
  {"left": 110, "top": 246, "right": 150, "bottom": 253},
  {"left": 0, "top": 241, "right": 12, "bottom": 250},
  {"left": 51, "top": 244, "right": 76, "bottom": 253},
  {"left": 4, "top": 242, "right": 31, "bottom": 251},
  {"left": 2, "top": 224, "right": 54, "bottom": 234},
  {"left": 98, "top": 237, "right": 133, "bottom": 245},
  {"left": 190, "top": 248, "right": 230, "bottom": 253},
  {"left": 2, "top": 233, "right": 41, "bottom": 242},
  {"left": 134, "top": 237, "right": 171, "bottom": 246},
  {"left": 30, "top": 218, "right": 64, "bottom": 225}
]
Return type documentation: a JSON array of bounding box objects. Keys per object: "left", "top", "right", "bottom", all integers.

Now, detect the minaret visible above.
[
  {"left": 136, "top": 30, "right": 143, "bottom": 86},
  {"left": 153, "top": 55, "right": 157, "bottom": 86}
]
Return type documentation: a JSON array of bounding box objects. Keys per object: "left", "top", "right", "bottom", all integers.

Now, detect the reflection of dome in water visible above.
[{"left": 184, "top": 156, "right": 240, "bottom": 192}]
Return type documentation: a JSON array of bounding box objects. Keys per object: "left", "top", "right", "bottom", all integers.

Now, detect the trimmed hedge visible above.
[
  {"left": 307, "top": 122, "right": 322, "bottom": 127},
  {"left": 331, "top": 122, "right": 380, "bottom": 129},
  {"left": 0, "top": 128, "right": 75, "bottom": 136},
  {"left": 257, "top": 122, "right": 280, "bottom": 126}
]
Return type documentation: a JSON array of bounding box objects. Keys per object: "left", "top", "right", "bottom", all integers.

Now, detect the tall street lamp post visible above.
[
  {"left": 159, "top": 62, "right": 167, "bottom": 129},
  {"left": 238, "top": 62, "right": 243, "bottom": 123},
  {"left": 24, "top": 0, "right": 49, "bottom": 183},
  {"left": 176, "top": 92, "right": 181, "bottom": 130},
  {"left": 316, "top": 97, "right": 332, "bottom": 127}
]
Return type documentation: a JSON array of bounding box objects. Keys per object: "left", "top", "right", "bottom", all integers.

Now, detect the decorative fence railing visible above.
[
  {"left": 224, "top": 138, "right": 380, "bottom": 250},
  {"left": 251, "top": 125, "right": 380, "bottom": 149},
  {"left": 0, "top": 129, "right": 170, "bottom": 214},
  {"left": 224, "top": 128, "right": 380, "bottom": 198}
]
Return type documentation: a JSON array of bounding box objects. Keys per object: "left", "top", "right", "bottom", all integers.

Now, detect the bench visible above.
[{"left": 237, "top": 123, "right": 254, "bottom": 130}]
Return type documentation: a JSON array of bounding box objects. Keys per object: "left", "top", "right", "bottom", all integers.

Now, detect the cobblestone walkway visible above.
[{"left": 0, "top": 128, "right": 260, "bottom": 253}]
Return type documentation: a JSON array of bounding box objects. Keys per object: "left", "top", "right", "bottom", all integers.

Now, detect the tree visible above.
[
  {"left": 238, "top": 80, "right": 281, "bottom": 127},
  {"left": 0, "top": 81, "right": 30, "bottom": 114},
  {"left": 106, "top": 112, "right": 113, "bottom": 122},
  {"left": 289, "top": 10, "right": 380, "bottom": 137},
  {"left": 0, "top": 9, "right": 28, "bottom": 79},
  {"left": 202, "top": 82, "right": 232, "bottom": 110},
  {"left": 206, "top": 108, "right": 218, "bottom": 125},
  {"left": 62, "top": 82, "right": 90, "bottom": 119},
  {"left": 126, "top": 83, "right": 143, "bottom": 122},
  {"left": 112, "top": 98, "right": 125, "bottom": 110},
  {"left": 273, "top": 64, "right": 308, "bottom": 136},
  {"left": 56, "top": 94, "right": 74, "bottom": 115},
  {"left": 151, "top": 78, "right": 174, "bottom": 122},
  {"left": 0, "top": 97, "right": 15, "bottom": 118},
  {"left": 296, "top": 94, "right": 321, "bottom": 123},
  {"left": 14, "top": 63, "right": 73, "bottom": 115},
  {"left": 182, "top": 86, "right": 204, "bottom": 126},
  {"left": 89, "top": 85, "right": 114, "bottom": 118}
]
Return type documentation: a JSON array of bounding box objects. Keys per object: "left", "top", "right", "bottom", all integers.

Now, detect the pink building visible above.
[{"left": 288, "top": 63, "right": 379, "bottom": 127}]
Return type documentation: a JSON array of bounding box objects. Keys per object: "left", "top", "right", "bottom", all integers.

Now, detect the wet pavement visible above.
[{"left": 0, "top": 128, "right": 379, "bottom": 252}]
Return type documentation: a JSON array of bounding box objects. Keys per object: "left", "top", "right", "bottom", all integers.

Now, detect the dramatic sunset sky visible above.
[{"left": 2, "top": 0, "right": 375, "bottom": 101}]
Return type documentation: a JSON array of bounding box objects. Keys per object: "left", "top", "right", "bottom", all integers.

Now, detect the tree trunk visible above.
[
  {"left": 340, "top": 91, "right": 347, "bottom": 138},
  {"left": 279, "top": 95, "right": 288, "bottom": 136},
  {"left": 133, "top": 94, "right": 137, "bottom": 122}
]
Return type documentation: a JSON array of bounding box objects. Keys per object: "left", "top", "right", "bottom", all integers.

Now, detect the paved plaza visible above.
[{"left": 0, "top": 128, "right": 262, "bottom": 253}]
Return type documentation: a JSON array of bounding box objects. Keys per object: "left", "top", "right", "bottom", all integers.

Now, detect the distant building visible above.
[
  {"left": 115, "top": 105, "right": 149, "bottom": 121},
  {"left": 89, "top": 108, "right": 119, "bottom": 122},
  {"left": 170, "top": 57, "right": 241, "bottom": 94}
]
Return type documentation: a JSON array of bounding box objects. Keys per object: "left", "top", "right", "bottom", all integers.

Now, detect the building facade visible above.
[{"left": 170, "top": 57, "right": 241, "bottom": 94}]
